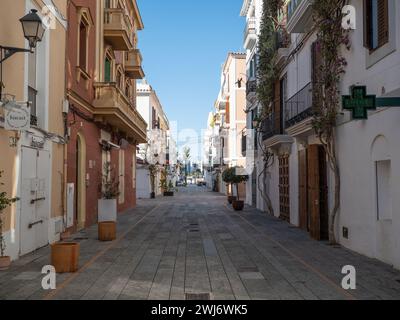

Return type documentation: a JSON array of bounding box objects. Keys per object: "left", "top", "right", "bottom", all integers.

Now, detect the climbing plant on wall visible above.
[
  {"left": 255, "top": 0, "right": 287, "bottom": 216},
  {"left": 311, "top": 0, "right": 350, "bottom": 244}
]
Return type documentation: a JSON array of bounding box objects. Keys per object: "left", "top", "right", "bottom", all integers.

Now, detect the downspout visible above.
[{"left": 61, "top": 0, "right": 71, "bottom": 233}]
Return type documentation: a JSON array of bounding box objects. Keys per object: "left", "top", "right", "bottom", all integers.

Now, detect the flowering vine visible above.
[{"left": 311, "top": 0, "right": 350, "bottom": 244}]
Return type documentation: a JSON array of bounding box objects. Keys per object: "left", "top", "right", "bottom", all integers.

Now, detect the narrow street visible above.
[{"left": 1, "top": 186, "right": 400, "bottom": 300}]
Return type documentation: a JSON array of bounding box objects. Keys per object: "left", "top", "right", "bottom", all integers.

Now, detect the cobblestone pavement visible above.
[{"left": 1, "top": 186, "right": 400, "bottom": 300}]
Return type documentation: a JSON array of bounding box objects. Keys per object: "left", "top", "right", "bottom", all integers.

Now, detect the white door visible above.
[{"left": 20, "top": 147, "right": 50, "bottom": 256}]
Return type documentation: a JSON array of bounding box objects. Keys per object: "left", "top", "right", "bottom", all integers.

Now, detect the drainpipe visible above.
[{"left": 61, "top": 1, "right": 71, "bottom": 233}]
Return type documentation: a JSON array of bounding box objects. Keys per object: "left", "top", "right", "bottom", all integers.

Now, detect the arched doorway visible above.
[{"left": 76, "top": 133, "right": 86, "bottom": 230}]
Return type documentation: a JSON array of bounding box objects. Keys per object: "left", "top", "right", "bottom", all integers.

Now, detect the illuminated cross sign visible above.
[
  {"left": 342, "top": 86, "right": 400, "bottom": 120},
  {"left": 342, "top": 86, "right": 376, "bottom": 120}
]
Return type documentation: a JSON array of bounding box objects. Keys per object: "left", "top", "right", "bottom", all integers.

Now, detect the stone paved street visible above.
[{"left": 1, "top": 186, "right": 400, "bottom": 300}]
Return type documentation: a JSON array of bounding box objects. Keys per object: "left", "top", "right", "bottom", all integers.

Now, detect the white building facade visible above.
[
  {"left": 240, "top": 0, "right": 266, "bottom": 209},
  {"left": 254, "top": 0, "right": 400, "bottom": 269},
  {"left": 136, "top": 80, "right": 175, "bottom": 198}
]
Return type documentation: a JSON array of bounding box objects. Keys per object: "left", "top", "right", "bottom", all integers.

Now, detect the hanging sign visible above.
[
  {"left": 4, "top": 104, "right": 30, "bottom": 131},
  {"left": 342, "top": 86, "right": 400, "bottom": 120}
]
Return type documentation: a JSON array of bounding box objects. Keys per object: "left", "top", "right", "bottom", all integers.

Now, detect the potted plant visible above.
[
  {"left": 231, "top": 167, "right": 249, "bottom": 211},
  {"left": 164, "top": 181, "right": 177, "bottom": 197},
  {"left": 0, "top": 171, "right": 18, "bottom": 270},
  {"left": 98, "top": 162, "right": 119, "bottom": 241},
  {"left": 148, "top": 164, "right": 158, "bottom": 199},
  {"left": 160, "top": 168, "right": 176, "bottom": 196},
  {"left": 98, "top": 161, "right": 120, "bottom": 222},
  {"left": 222, "top": 167, "right": 236, "bottom": 204},
  {"left": 51, "top": 242, "right": 80, "bottom": 273}
]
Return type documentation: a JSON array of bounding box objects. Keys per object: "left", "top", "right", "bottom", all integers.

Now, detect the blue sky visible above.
[{"left": 137, "top": 0, "right": 245, "bottom": 160}]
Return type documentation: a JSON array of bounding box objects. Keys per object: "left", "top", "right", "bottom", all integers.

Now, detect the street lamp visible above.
[
  {"left": 1, "top": 9, "right": 46, "bottom": 98},
  {"left": 20, "top": 9, "right": 46, "bottom": 49}
]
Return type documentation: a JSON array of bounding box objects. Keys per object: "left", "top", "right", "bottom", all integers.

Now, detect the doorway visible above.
[
  {"left": 20, "top": 147, "right": 50, "bottom": 256},
  {"left": 298, "top": 145, "right": 329, "bottom": 240},
  {"left": 75, "top": 134, "right": 86, "bottom": 230}
]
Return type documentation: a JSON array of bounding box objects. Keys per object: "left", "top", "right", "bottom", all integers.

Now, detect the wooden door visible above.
[
  {"left": 298, "top": 149, "right": 308, "bottom": 230},
  {"left": 279, "top": 155, "right": 290, "bottom": 222},
  {"left": 307, "top": 145, "right": 320, "bottom": 240},
  {"left": 318, "top": 146, "right": 329, "bottom": 240},
  {"left": 307, "top": 145, "right": 329, "bottom": 240}
]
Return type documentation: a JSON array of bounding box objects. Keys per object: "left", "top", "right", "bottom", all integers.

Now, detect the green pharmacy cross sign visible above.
[{"left": 342, "top": 86, "right": 400, "bottom": 120}]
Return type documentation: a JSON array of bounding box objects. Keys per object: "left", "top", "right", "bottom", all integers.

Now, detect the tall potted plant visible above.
[
  {"left": 231, "top": 167, "right": 249, "bottom": 211},
  {"left": 98, "top": 162, "right": 119, "bottom": 241},
  {"left": 222, "top": 167, "right": 236, "bottom": 204},
  {"left": 0, "top": 171, "right": 18, "bottom": 270},
  {"left": 148, "top": 164, "right": 158, "bottom": 199},
  {"left": 98, "top": 161, "right": 120, "bottom": 222}
]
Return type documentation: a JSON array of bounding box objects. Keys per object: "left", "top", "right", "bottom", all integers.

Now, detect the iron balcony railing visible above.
[
  {"left": 261, "top": 113, "right": 282, "bottom": 141},
  {"left": 285, "top": 82, "right": 313, "bottom": 128},
  {"left": 246, "top": 79, "right": 257, "bottom": 97},
  {"left": 275, "top": 28, "right": 290, "bottom": 51}
]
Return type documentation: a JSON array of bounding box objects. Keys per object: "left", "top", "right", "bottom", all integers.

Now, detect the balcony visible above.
[
  {"left": 285, "top": 82, "right": 313, "bottom": 129},
  {"left": 286, "top": 0, "right": 314, "bottom": 33},
  {"left": 125, "top": 49, "right": 145, "bottom": 79},
  {"left": 244, "top": 18, "right": 257, "bottom": 50},
  {"left": 261, "top": 114, "right": 281, "bottom": 141},
  {"left": 274, "top": 29, "right": 290, "bottom": 67},
  {"left": 93, "top": 82, "right": 147, "bottom": 143},
  {"left": 104, "top": 8, "right": 133, "bottom": 51},
  {"left": 246, "top": 79, "right": 257, "bottom": 101}
]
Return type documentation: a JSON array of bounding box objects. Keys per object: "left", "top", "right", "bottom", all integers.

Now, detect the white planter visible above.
[{"left": 98, "top": 199, "right": 117, "bottom": 222}]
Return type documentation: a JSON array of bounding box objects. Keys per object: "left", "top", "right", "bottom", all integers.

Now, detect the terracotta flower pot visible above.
[
  {"left": 228, "top": 196, "right": 237, "bottom": 204},
  {"left": 98, "top": 221, "right": 117, "bottom": 241},
  {"left": 51, "top": 242, "right": 80, "bottom": 273},
  {"left": 0, "top": 256, "right": 11, "bottom": 270},
  {"left": 232, "top": 200, "right": 245, "bottom": 211}
]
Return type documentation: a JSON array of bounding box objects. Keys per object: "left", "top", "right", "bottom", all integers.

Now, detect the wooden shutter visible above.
[
  {"left": 298, "top": 149, "right": 308, "bottom": 231},
  {"left": 104, "top": 58, "right": 111, "bottom": 82},
  {"left": 307, "top": 145, "right": 320, "bottom": 240},
  {"left": 364, "top": 0, "right": 372, "bottom": 49},
  {"left": 377, "top": 0, "right": 389, "bottom": 47},
  {"left": 273, "top": 79, "right": 281, "bottom": 134},
  {"left": 311, "top": 41, "right": 322, "bottom": 85},
  {"left": 225, "top": 101, "right": 230, "bottom": 124}
]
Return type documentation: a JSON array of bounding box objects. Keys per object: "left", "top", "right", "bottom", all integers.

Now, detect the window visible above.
[
  {"left": 364, "top": 0, "right": 389, "bottom": 51},
  {"left": 79, "top": 20, "right": 88, "bottom": 71},
  {"left": 104, "top": 56, "right": 112, "bottom": 82},
  {"left": 28, "top": 49, "right": 37, "bottom": 126},
  {"left": 376, "top": 160, "right": 392, "bottom": 221}
]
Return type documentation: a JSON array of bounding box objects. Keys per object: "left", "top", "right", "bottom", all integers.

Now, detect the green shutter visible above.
[{"left": 105, "top": 58, "right": 111, "bottom": 82}]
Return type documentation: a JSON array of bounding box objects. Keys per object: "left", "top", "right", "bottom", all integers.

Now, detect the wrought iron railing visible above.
[
  {"left": 285, "top": 82, "right": 313, "bottom": 128},
  {"left": 261, "top": 113, "right": 282, "bottom": 141},
  {"left": 246, "top": 79, "right": 257, "bottom": 97}
]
